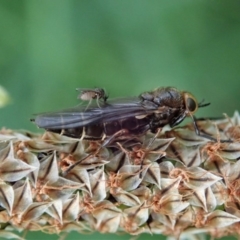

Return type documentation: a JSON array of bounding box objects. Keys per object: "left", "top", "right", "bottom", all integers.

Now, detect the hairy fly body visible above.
[{"left": 31, "top": 87, "right": 210, "bottom": 141}]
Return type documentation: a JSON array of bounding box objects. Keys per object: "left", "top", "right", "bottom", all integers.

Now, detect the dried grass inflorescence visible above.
[{"left": 0, "top": 112, "right": 240, "bottom": 239}]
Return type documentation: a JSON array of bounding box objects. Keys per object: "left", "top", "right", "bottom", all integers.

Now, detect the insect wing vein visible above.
[{"left": 33, "top": 97, "right": 156, "bottom": 129}]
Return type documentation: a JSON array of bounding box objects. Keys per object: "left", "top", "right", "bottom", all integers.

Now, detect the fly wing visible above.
[{"left": 32, "top": 97, "right": 158, "bottom": 130}]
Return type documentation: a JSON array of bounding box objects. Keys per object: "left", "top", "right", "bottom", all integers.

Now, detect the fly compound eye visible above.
[
  {"left": 184, "top": 93, "right": 198, "bottom": 114},
  {"left": 187, "top": 97, "right": 197, "bottom": 112}
]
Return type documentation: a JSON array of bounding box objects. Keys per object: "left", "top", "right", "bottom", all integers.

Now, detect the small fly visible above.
[
  {"left": 76, "top": 88, "right": 108, "bottom": 109},
  {"left": 31, "top": 87, "right": 213, "bottom": 142}
]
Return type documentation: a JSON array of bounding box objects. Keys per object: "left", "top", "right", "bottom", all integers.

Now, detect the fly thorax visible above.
[{"left": 152, "top": 87, "right": 183, "bottom": 108}]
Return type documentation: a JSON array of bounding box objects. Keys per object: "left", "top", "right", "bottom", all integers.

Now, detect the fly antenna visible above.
[{"left": 198, "top": 99, "right": 210, "bottom": 108}]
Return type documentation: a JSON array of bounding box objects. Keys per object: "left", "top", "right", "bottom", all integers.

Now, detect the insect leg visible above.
[
  {"left": 101, "top": 129, "right": 130, "bottom": 147},
  {"left": 192, "top": 115, "right": 232, "bottom": 143},
  {"left": 62, "top": 152, "right": 97, "bottom": 176},
  {"left": 146, "top": 128, "right": 162, "bottom": 149},
  {"left": 84, "top": 99, "right": 92, "bottom": 111},
  {"left": 62, "top": 129, "right": 130, "bottom": 176},
  {"left": 96, "top": 96, "right": 101, "bottom": 108},
  {"left": 80, "top": 127, "right": 86, "bottom": 141}
]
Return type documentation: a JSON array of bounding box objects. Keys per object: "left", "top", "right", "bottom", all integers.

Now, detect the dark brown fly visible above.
[{"left": 31, "top": 87, "right": 211, "bottom": 142}]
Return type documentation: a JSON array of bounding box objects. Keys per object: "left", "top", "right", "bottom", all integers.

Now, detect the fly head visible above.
[{"left": 168, "top": 91, "right": 201, "bottom": 127}]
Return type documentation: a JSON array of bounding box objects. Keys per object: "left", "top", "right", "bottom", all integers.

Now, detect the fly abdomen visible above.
[
  {"left": 109, "top": 117, "right": 150, "bottom": 137},
  {"left": 77, "top": 88, "right": 107, "bottom": 101},
  {"left": 121, "top": 117, "right": 150, "bottom": 135},
  {"left": 49, "top": 117, "right": 150, "bottom": 140},
  {"left": 102, "top": 117, "right": 148, "bottom": 136},
  {"left": 50, "top": 124, "right": 106, "bottom": 140}
]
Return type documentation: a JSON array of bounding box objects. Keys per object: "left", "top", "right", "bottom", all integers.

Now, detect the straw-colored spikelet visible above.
[{"left": 0, "top": 112, "right": 240, "bottom": 240}]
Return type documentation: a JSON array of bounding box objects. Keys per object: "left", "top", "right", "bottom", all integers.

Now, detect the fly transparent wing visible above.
[{"left": 33, "top": 97, "right": 157, "bottom": 129}]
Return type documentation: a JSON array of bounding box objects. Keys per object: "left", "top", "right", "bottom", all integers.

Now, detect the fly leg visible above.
[
  {"left": 116, "top": 128, "right": 165, "bottom": 178},
  {"left": 62, "top": 129, "right": 131, "bottom": 176},
  {"left": 84, "top": 99, "right": 92, "bottom": 111},
  {"left": 146, "top": 128, "right": 162, "bottom": 149},
  {"left": 101, "top": 129, "right": 130, "bottom": 147},
  {"left": 96, "top": 96, "right": 102, "bottom": 108},
  {"left": 62, "top": 150, "right": 98, "bottom": 176},
  {"left": 192, "top": 116, "right": 232, "bottom": 143}
]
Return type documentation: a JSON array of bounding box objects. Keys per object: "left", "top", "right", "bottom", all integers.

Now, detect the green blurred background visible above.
[{"left": 0, "top": 0, "right": 239, "bottom": 239}]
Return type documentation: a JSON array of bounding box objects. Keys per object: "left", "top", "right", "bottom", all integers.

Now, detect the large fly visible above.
[{"left": 31, "top": 87, "right": 212, "bottom": 142}]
